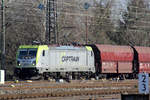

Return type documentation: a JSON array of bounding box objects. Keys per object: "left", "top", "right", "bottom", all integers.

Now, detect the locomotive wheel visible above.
[
  {"left": 69, "top": 75, "right": 72, "bottom": 80},
  {"left": 43, "top": 72, "right": 49, "bottom": 80},
  {"left": 95, "top": 75, "right": 99, "bottom": 80}
]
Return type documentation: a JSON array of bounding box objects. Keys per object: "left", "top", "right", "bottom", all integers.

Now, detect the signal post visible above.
[{"left": 0, "top": 0, "right": 5, "bottom": 84}]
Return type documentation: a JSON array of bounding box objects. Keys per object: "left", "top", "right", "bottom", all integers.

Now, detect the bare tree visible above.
[
  {"left": 108, "top": 0, "right": 150, "bottom": 46},
  {"left": 2, "top": 0, "right": 46, "bottom": 77},
  {"left": 89, "top": 0, "right": 115, "bottom": 44}
]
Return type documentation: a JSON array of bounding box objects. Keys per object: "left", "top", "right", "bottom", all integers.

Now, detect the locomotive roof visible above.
[
  {"left": 19, "top": 45, "right": 39, "bottom": 48},
  {"left": 18, "top": 45, "right": 93, "bottom": 51},
  {"left": 55, "top": 46, "right": 82, "bottom": 50},
  {"left": 49, "top": 45, "right": 92, "bottom": 51}
]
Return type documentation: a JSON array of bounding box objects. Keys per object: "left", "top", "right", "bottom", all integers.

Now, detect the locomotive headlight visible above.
[
  {"left": 17, "top": 61, "right": 21, "bottom": 66},
  {"left": 32, "top": 61, "right": 36, "bottom": 66}
]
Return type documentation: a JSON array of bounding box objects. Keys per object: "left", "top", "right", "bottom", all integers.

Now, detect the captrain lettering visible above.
[{"left": 62, "top": 56, "right": 79, "bottom": 62}]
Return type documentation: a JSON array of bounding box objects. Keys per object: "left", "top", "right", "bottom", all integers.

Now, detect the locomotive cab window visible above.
[
  {"left": 91, "top": 51, "right": 93, "bottom": 56},
  {"left": 42, "top": 50, "right": 45, "bottom": 56}
]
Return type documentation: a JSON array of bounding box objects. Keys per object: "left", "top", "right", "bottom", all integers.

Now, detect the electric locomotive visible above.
[{"left": 14, "top": 45, "right": 95, "bottom": 79}]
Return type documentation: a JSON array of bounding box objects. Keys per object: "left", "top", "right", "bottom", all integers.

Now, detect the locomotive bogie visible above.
[
  {"left": 42, "top": 71, "right": 95, "bottom": 80},
  {"left": 14, "top": 68, "right": 39, "bottom": 79}
]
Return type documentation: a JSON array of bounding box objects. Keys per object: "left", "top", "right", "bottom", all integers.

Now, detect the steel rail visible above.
[{"left": 0, "top": 88, "right": 138, "bottom": 100}]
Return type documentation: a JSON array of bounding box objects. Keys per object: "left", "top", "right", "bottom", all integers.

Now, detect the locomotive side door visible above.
[{"left": 40, "top": 50, "right": 49, "bottom": 69}]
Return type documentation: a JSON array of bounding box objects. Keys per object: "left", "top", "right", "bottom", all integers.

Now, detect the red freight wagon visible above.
[
  {"left": 134, "top": 46, "right": 150, "bottom": 73},
  {"left": 95, "top": 44, "right": 134, "bottom": 74}
]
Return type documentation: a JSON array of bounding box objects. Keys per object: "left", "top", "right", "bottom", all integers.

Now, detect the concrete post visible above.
[{"left": 0, "top": 70, "right": 5, "bottom": 84}]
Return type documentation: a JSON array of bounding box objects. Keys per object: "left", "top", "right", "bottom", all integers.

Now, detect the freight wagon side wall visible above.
[
  {"left": 95, "top": 44, "right": 134, "bottom": 74},
  {"left": 139, "top": 63, "right": 150, "bottom": 73},
  {"left": 101, "top": 61, "right": 117, "bottom": 73},
  {"left": 134, "top": 46, "right": 150, "bottom": 73},
  {"left": 118, "top": 62, "right": 133, "bottom": 73}
]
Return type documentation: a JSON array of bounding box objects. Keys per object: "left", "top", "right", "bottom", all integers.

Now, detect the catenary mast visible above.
[{"left": 46, "top": 0, "right": 58, "bottom": 44}]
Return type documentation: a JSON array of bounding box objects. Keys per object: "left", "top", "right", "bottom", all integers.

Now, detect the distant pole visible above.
[
  {"left": 1, "top": 0, "right": 5, "bottom": 70},
  {"left": 85, "top": 15, "right": 88, "bottom": 44},
  {"left": 84, "top": 2, "right": 90, "bottom": 44}
]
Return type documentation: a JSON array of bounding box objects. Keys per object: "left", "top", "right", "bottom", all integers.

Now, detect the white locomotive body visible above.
[{"left": 15, "top": 45, "right": 95, "bottom": 79}]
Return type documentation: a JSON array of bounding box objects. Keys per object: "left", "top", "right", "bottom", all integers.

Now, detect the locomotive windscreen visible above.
[{"left": 18, "top": 48, "right": 37, "bottom": 59}]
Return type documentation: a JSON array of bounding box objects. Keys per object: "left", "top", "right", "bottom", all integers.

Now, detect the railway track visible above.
[
  {"left": 1, "top": 80, "right": 138, "bottom": 90},
  {"left": 0, "top": 79, "right": 139, "bottom": 100},
  {"left": 0, "top": 88, "right": 138, "bottom": 100}
]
